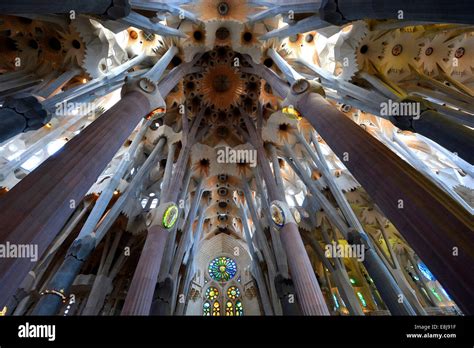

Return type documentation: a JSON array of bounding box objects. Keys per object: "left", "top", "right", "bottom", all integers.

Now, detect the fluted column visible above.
[
  {"left": 121, "top": 225, "right": 169, "bottom": 315},
  {"left": 0, "top": 96, "right": 50, "bottom": 143},
  {"left": 31, "top": 127, "right": 166, "bottom": 315},
  {"left": 32, "top": 236, "right": 96, "bottom": 315},
  {"left": 285, "top": 80, "right": 474, "bottom": 314},
  {"left": 279, "top": 220, "right": 330, "bottom": 315},
  {"left": 151, "top": 178, "right": 203, "bottom": 315},
  {"left": 121, "top": 108, "right": 204, "bottom": 315},
  {"left": 287, "top": 137, "right": 416, "bottom": 315},
  {"left": 173, "top": 205, "right": 206, "bottom": 316},
  {"left": 241, "top": 111, "right": 329, "bottom": 315},
  {"left": 391, "top": 109, "right": 473, "bottom": 164},
  {"left": 242, "top": 180, "right": 282, "bottom": 314},
  {"left": 0, "top": 85, "right": 160, "bottom": 308},
  {"left": 0, "top": 43, "right": 179, "bottom": 309}
]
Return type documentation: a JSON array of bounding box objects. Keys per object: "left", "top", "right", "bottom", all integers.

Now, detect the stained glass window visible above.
[
  {"left": 225, "top": 300, "right": 234, "bottom": 316},
  {"left": 357, "top": 292, "right": 367, "bottom": 307},
  {"left": 235, "top": 300, "right": 243, "bottom": 316},
  {"left": 418, "top": 262, "right": 435, "bottom": 281},
  {"left": 212, "top": 301, "right": 220, "bottom": 316},
  {"left": 208, "top": 257, "right": 237, "bottom": 282},
  {"left": 431, "top": 288, "right": 443, "bottom": 302},
  {"left": 227, "top": 286, "right": 240, "bottom": 299},
  {"left": 205, "top": 287, "right": 219, "bottom": 300},
  {"left": 440, "top": 286, "right": 452, "bottom": 301},
  {"left": 203, "top": 301, "right": 211, "bottom": 316},
  {"left": 332, "top": 293, "right": 340, "bottom": 309}
]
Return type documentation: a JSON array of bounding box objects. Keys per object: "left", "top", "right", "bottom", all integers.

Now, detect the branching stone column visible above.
[
  {"left": 174, "top": 203, "right": 207, "bottom": 316},
  {"left": 239, "top": 204, "right": 274, "bottom": 315},
  {"left": 390, "top": 106, "right": 473, "bottom": 164},
  {"left": 284, "top": 79, "right": 474, "bottom": 314},
  {"left": 289, "top": 134, "right": 418, "bottom": 315},
  {"left": 242, "top": 180, "right": 282, "bottom": 314},
  {"left": 166, "top": 179, "right": 204, "bottom": 313},
  {"left": 0, "top": 95, "right": 51, "bottom": 143},
  {"left": 121, "top": 109, "right": 205, "bottom": 315},
  {"left": 31, "top": 126, "right": 166, "bottom": 315},
  {"left": 0, "top": 76, "right": 166, "bottom": 308},
  {"left": 241, "top": 111, "right": 329, "bottom": 315}
]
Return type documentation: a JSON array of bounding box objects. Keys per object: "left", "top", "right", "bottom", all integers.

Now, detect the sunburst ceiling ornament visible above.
[
  {"left": 197, "top": 0, "right": 249, "bottom": 22},
  {"left": 240, "top": 25, "right": 259, "bottom": 46},
  {"left": 201, "top": 63, "right": 244, "bottom": 110},
  {"left": 58, "top": 25, "right": 86, "bottom": 67},
  {"left": 185, "top": 24, "right": 206, "bottom": 45},
  {"left": 193, "top": 158, "right": 211, "bottom": 177}
]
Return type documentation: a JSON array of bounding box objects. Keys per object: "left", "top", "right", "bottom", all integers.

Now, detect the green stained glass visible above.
[
  {"left": 225, "top": 300, "right": 234, "bottom": 316},
  {"left": 208, "top": 256, "right": 237, "bottom": 282},
  {"left": 212, "top": 301, "right": 220, "bottom": 316},
  {"left": 235, "top": 300, "right": 243, "bottom": 316},
  {"left": 227, "top": 286, "right": 240, "bottom": 300},
  {"left": 162, "top": 204, "right": 178, "bottom": 229},
  {"left": 418, "top": 262, "right": 435, "bottom": 281},
  {"left": 431, "top": 288, "right": 443, "bottom": 302},
  {"left": 205, "top": 287, "right": 219, "bottom": 300},
  {"left": 357, "top": 292, "right": 367, "bottom": 307},
  {"left": 203, "top": 301, "right": 211, "bottom": 316}
]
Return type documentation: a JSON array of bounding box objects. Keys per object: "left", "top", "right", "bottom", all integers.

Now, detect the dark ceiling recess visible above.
[
  {"left": 216, "top": 27, "right": 230, "bottom": 40},
  {"left": 217, "top": 2, "right": 229, "bottom": 16}
]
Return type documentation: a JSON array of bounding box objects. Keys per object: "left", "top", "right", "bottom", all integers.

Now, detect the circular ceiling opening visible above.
[{"left": 217, "top": 2, "right": 230, "bottom": 16}]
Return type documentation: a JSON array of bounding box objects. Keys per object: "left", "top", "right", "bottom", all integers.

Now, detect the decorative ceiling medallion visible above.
[
  {"left": 201, "top": 63, "right": 244, "bottom": 110},
  {"left": 270, "top": 202, "right": 285, "bottom": 227},
  {"left": 162, "top": 203, "right": 179, "bottom": 229}
]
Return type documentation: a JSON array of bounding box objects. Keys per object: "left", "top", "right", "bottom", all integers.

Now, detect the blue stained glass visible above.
[
  {"left": 205, "top": 287, "right": 219, "bottom": 300},
  {"left": 203, "top": 301, "right": 211, "bottom": 316},
  {"left": 235, "top": 300, "right": 243, "bottom": 316},
  {"left": 440, "top": 286, "right": 452, "bottom": 301},
  {"left": 227, "top": 286, "right": 240, "bottom": 299},
  {"left": 332, "top": 294, "right": 340, "bottom": 308},
  {"left": 208, "top": 256, "right": 237, "bottom": 282},
  {"left": 418, "top": 262, "right": 435, "bottom": 281}
]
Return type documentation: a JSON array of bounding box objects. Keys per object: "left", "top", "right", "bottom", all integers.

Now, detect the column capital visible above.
[
  {"left": 282, "top": 79, "right": 325, "bottom": 117},
  {"left": 2, "top": 94, "right": 50, "bottom": 131},
  {"left": 347, "top": 228, "right": 370, "bottom": 251},
  {"left": 146, "top": 202, "right": 179, "bottom": 230},
  {"left": 270, "top": 200, "right": 296, "bottom": 227},
  {"left": 67, "top": 234, "right": 97, "bottom": 261},
  {"left": 122, "top": 76, "right": 166, "bottom": 120},
  {"left": 319, "top": 0, "right": 348, "bottom": 26},
  {"left": 104, "top": 0, "right": 131, "bottom": 20}
]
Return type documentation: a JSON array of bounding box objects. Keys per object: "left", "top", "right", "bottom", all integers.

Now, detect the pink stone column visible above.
[
  {"left": 121, "top": 225, "right": 168, "bottom": 315},
  {"left": 280, "top": 222, "right": 330, "bottom": 315},
  {"left": 0, "top": 91, "right": 151, "bottom": 308}
]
